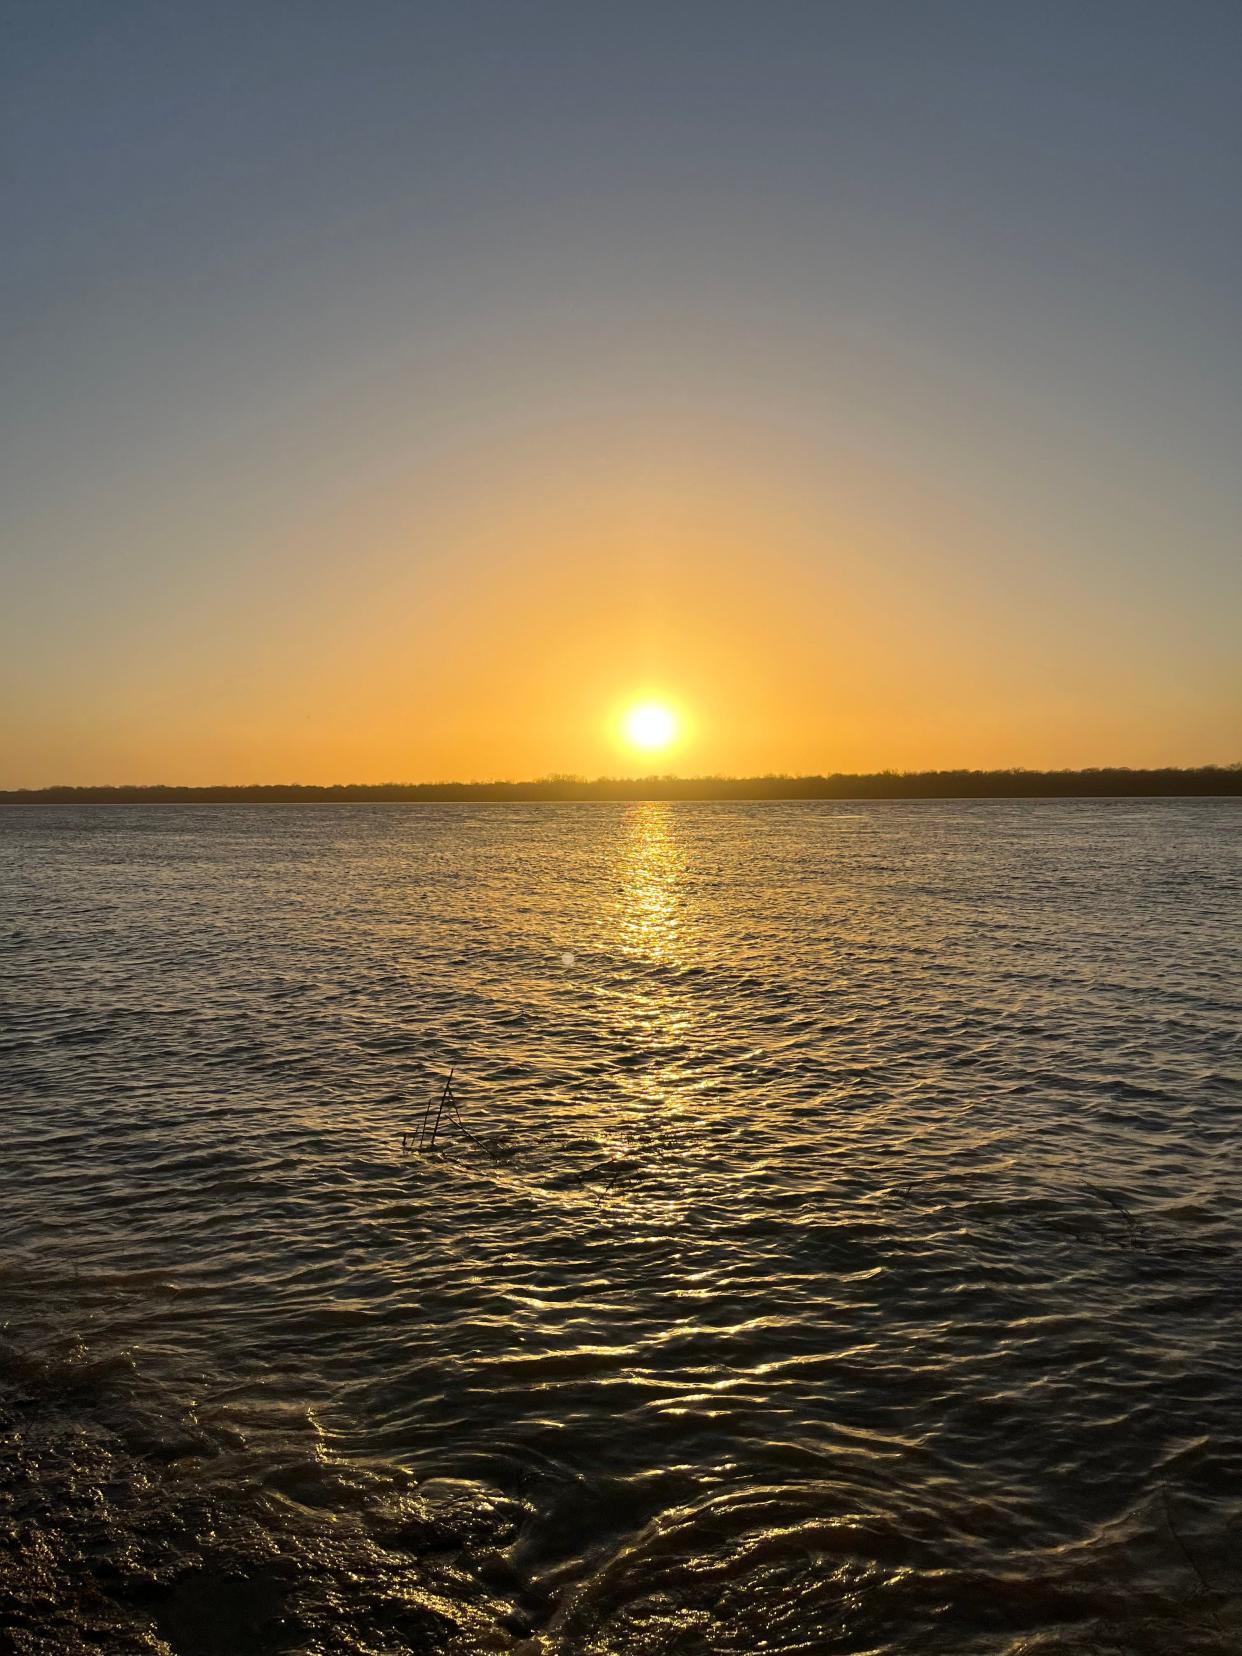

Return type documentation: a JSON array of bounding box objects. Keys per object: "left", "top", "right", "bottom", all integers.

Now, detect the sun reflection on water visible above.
[
  {"left": 608, "top": 804, "right": 702, "bottom": 1154},
  {"left": 617, "top": 803, "right": 685, "bottom": 964}
]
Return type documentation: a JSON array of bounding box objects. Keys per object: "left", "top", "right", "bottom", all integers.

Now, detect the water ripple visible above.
[{"left": 1, "top": 799, "right": 1239, "bottom": 1653}]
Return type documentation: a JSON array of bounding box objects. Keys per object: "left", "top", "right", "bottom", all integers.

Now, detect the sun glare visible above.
[{"left": 623, "top": 701, "right": 678, "bottom": 753}]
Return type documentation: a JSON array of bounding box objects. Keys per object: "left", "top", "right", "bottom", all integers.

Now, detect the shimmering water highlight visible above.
[{"left": 1, "top": 801, "right": 1239, "bottom": 1653}]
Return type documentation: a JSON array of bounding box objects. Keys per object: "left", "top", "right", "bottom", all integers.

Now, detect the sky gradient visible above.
[{"left": 4, "top": 0, "right": 1239, "bottom": 784}]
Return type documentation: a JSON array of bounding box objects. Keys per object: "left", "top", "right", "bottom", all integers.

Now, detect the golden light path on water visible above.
[
  {"left": 619, "top": 802, "right": 682, "bottom": 961},
  {"left": 0, "top": 800, "right": 1239, "bottom": 1654}
]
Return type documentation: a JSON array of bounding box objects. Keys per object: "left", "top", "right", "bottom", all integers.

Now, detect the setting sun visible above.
[
  {"left": 622, "top": 701, "right": 679, "bottom": 753},
  {"left": 4, "top": 10, "right": 1240, "bottom": 1656}
]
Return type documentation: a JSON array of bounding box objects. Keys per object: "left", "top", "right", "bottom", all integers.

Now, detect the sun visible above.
[{"left": 622, "top": 700, "right": 679, "bottom": 753}]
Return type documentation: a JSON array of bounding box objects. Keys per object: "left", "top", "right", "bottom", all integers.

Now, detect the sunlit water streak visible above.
[{"left": 1, "top": 800, "right": 1239, "bottom": 1654}]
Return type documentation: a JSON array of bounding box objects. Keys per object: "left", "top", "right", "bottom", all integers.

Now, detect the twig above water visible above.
[
  {"left": 401, "top": 1070, "right": 520, "bottom": 1166},
  {"left": 400, "top": 1068, "right": 456, "bottom": 1154}
]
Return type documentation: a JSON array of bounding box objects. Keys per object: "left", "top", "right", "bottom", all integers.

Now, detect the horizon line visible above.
[{"left": 3, "top": 764, "right": 1240, "bottom": 804}]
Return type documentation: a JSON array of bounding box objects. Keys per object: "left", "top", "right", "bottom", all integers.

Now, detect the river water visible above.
[{"left": 1, "top": 800, "right": 1238, "bottom": 1654}]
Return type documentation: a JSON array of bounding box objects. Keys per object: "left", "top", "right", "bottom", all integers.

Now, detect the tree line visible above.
[{"left": 2, "top": 766, "right": 1239, "bottom": 803}]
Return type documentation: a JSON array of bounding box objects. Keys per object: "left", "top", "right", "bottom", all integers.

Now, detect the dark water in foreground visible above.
[{"left": 1, "top": 801, "right": 1239, "bottom": 1655}]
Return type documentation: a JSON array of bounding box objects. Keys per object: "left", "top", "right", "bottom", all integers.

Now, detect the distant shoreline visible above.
[{"left": 2, "top": 768, "right": 1239, "bottom": 803}]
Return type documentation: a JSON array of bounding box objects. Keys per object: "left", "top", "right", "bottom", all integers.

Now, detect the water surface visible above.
[{"left": 2, "top": 801, "right": 1239, "bottom": 1653}]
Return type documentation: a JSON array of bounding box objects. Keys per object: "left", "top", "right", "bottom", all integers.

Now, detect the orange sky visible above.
[
  {"left": 4, "top": 7, "right": 1239, "bottom": 785},
  {"left": 5, "top": 412, "right": 1236, "bottom": 784}
]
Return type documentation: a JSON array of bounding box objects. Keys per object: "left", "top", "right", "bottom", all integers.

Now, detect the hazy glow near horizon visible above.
[{"left": 2, "top": 3, "right": 1239, "bottom": 785}]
